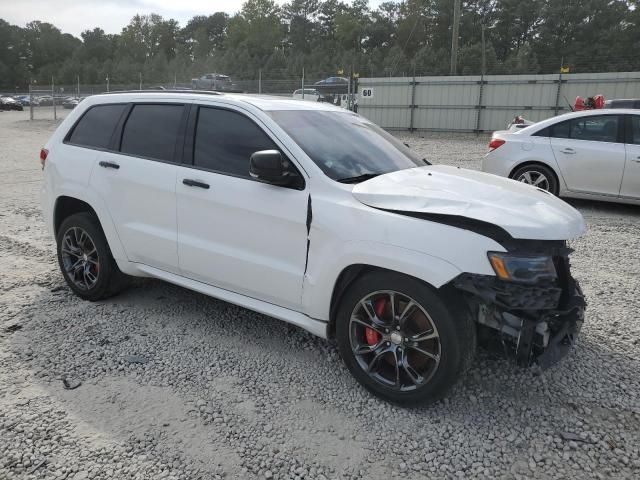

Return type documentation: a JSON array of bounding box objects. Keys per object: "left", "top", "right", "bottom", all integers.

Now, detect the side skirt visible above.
[{"left": 135, "top": 264, "right": 328, "bottom": 339}]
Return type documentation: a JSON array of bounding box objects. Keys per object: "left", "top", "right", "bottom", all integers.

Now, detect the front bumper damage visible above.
[{"left": 452, "top": 245, "right": 586, "bottom": 369}]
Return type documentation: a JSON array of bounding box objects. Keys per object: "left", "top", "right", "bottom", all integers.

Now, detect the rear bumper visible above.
[
  {"left": 451, "top": 267, "right": 585, "bottom": 369},
  {"left": 481, "top": 150, "right": 513, "bottom": 177}
]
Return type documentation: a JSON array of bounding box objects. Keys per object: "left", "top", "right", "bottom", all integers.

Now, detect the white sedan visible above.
[{"left": 483, "top": 109, "right": 640, "bottom": 204}]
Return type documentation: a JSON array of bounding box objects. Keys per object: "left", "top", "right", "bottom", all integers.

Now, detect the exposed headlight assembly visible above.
[{"left": 487, "top": 252, "right": 557, "bottom": 283}]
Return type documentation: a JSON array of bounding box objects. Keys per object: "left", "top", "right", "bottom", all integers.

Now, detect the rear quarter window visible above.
[
  {"left": 67, "top": 104, "right": 128, "bottom": 149},
  {"left": 532, "top": 127, "right": 550, "bottom": 137}
]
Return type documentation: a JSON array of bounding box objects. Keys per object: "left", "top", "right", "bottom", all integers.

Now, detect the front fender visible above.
[{"left": 302, "top": 240, "right": 462, "bottom": 321}]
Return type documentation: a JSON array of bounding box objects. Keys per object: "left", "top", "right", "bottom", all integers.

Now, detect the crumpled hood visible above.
[{"left": 352, "top": 166, "right": 587, "bottom": 240}]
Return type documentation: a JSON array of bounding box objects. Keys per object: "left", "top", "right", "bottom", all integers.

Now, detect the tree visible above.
[
  {"left": 0, "top": 0, "right": 638, "bottom": 88},
  {"left": 226, "top": 0, "right": 284, "bottom": 63},
  {"left": 181, "top": 13, "right": 228, "bottom": 59},
  {"left": 283, "top": 0, "right": 320, "bottom": 54}
]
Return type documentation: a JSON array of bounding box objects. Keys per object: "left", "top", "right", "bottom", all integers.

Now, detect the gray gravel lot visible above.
[{"left": 1, "top": 107, "right": 639, "bottom": 480}]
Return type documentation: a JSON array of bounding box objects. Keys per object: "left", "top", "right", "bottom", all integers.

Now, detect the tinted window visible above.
[
  {"left": 120, "top": 104, "right": 184, "bottom": 161},
  {"left": 630, "top": 116, "right": 640, "bottom": 145},
  {"left": 532, "top": 127, "right": 550, "bottom": 137},
  {"left": 193, "top": 107, "right": 277, "bottom": 177},
  {"left": 569, "top": 115, "right": 619, "bottom": 142},
  {"left": 69, "top": 104, "right": 127, "bottom": 149},
  {"left": 606, "top": 100, "right": 636, "bottom": 109},
  {"left": 269, "top": 110, "right": 423, "bottom": 181},
  {"left": 550, "top": 120, "right": 570, "bottom": 139}
]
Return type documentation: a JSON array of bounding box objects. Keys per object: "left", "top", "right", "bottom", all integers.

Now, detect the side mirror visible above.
[{"left": 250, "top": 150, "right": 295, "bottom": 186}]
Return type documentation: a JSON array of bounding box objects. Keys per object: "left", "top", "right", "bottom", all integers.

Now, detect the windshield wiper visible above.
[{"left": 336, "top": 173, "right": 381, "bottom": 184}]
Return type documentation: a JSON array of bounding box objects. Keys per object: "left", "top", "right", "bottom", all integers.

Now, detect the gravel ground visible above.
[{"left": 1, "top": 107, "right": 640, "bottom": 480}]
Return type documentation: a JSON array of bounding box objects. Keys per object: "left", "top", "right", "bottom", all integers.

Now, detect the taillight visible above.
[
  {"left": 488, "top": 138, "right": 505, "bottom": 151},
  {"left": 40, "top": 148, "right": 48, "bottom": 170}
]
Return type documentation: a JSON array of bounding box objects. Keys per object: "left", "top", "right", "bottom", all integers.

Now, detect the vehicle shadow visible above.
[
  {"left": 564, "top": 197, "right": 640, "bottom": 216},
  {"left": 25, "top": 276, "right": 640, "bottom": 422},
  {"left": 9, "top": 276, "right": 638, "bottom": 480}
]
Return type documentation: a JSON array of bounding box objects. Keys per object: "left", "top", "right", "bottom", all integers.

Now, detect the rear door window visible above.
[
  {"left": 68, "top": 104, "right": 127, "bottom": 149},
  {"left": 120, "top": 104, "right": 185, "bottom": 162},
  {"left": 549, "top": 115, "right": 620, "bottom": 143},
  {"left": 629, "top": 116, "right": 640, "bottom": 145},
  {"left": 569, "top": 115, "right": 619, "bottom": 143},
  {"left": 193, "top": 107, "right": 278, "bottom": 178}
]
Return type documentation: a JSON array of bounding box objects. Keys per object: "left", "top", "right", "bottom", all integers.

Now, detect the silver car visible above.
[{"left": 483, "top": 109, "right": 640, "bottom": 204}]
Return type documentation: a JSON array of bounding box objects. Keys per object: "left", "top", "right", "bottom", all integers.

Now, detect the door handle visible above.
[
  {"left": 99, "top": 161, "right": 120, "bottom": 169},
  {"left": 633, "top": 156, "right": 640, "bottom": 163},
  {"left": 182, "top": 179, "right": 210, "bottom": 189},
  {"left": 560, "top": 148, "right": 576, "bottom": 154}
]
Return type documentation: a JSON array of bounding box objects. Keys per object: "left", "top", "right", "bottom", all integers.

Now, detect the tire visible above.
[
  {"left": 56, "top": 212, "right": 129, "bottom": 301},
  {"left": 511, "top": 163, "right": 559, "bottom": 196},
  {"left": 336, "top": 271, "right": 475, "bottom": 405}
]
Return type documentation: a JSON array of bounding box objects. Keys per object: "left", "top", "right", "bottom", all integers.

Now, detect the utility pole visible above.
[
  {"left": 475, "top": 24, "right": 486, "bottom": 134},
  {"left": 29, "top": 81, "right": 33, "bottom": 121},
  {"left": 450, "top": 0, "right": 461, "bottom": 75},
  {"left": 347, "top": 67, "right": 351, "bottom": 110},
  {"left": 139, "top": 72, "right": 142, "bottom": 90},
  {"left": 554, "top": 56, "right": 564, "bottom": 115},
  {"left": 301, "top": 67, "right": 305, "bottom": 100},
  {"left": 52, "top": 76, "right": 57, "bottom": 120},
  {"left": 77, "top": 74, "right": 80, "bottom": 98},
  {"left": 258, "top": 69, "right": 262, "bottom": 94},
  {"left": 481, "top": 24, "right": 486, "bottom": 76},
  {"left": 106, "top": 75, "right": 110, "bottom": 92}
]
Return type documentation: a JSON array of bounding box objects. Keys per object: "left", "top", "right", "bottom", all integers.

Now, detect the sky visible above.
[{"left": 0, "top": 0, "right": 384, "bottom": 38}]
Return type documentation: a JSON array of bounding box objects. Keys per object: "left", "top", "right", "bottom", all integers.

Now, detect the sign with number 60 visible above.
[{"left": 360, "top": 88, "right": 374, "bottom": 99}]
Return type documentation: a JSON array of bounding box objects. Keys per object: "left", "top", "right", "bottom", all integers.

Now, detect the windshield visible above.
[{"left": 268, "top": 110, "right": 424, "bottom": 182}]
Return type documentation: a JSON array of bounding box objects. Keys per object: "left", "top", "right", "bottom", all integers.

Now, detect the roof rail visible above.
[{"left": 101, "top": 89, "right": 225, "bottom": 96}]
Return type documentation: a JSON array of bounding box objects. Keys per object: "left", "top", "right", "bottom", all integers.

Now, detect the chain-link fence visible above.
[
  {"left": 1, "top": 69, "right": 363, "bottom": 120},
  {"left": 5, "top": 68, "right": 640, "bottom": 129}
]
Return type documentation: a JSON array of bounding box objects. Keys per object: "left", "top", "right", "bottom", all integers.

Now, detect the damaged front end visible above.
[{"left": 451, "top": 240, "right": 585, "bottom": 369}]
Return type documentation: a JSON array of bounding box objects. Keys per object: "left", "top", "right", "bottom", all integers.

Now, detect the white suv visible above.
[{"left": 41, "top": 91, "right": 587, "bottom": 404}]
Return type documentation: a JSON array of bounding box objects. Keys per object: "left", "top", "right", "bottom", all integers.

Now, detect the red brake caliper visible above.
[{"left": 365, "top": 298, "right": 385, "bottom": 345}]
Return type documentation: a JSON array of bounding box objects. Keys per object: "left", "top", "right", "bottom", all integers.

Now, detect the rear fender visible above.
[{"left": 53, "top": 187, "right": 135, "bottom": 275}]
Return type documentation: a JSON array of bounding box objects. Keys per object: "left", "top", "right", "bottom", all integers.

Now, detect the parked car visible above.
[
  {"left": 506, "top": 115, "right": 534, "bottom": 132},
  {"left": 315, "top": 76, "right": 348, "bottom": 87},
  {"left": 40, "top": 91, "right": 586, "bottom": 404},
  {"left": 484, "top": 109, "right": 640, "bottom": 204},
  {"left": 37, "top": 95, "right": 55, "bottom": 106},
  {"left": 292, "top": 88, "right": 320, "bottom": 102},
  {"left": 314, "top": 76, "right": 349, "bottom": 94},
  {"left": 62, "top": 97, "right": 81, "bottom": 109},
  {"left": 604, "top": 98, "right": 640, "bottom": 109},
  {"left": 191, "top": 73, "right": 241, "bottom": 92},
  {"left": 0, "top": 96, "right": 24, "bottom": 111},
  {"left": 15, "top": 95, "right": 39, "bottom": 106},
  {"left": 333, "top": 93, "right": 358, "bottom": 111}
]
